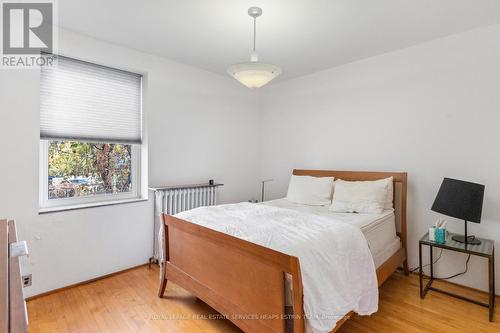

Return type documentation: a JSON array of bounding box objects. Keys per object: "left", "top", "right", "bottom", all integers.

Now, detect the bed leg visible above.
[
  {"left": 158, "top": 262, "right": 168, "bottom": 298},
  {"left": 158, "top": 278, "right": 168, "bottom": 298},
  {"left": 403, "top": 258, "right": 409, "bottom": 275}
]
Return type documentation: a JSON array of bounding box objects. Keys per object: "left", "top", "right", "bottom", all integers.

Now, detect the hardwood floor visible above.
[{"left": 27, "top": 266, "right": 499, "bottom": 333}]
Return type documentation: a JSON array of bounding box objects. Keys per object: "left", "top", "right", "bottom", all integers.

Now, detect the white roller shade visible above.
[{"left": 40, "top": 55, "right": 142, "bottom": 143}]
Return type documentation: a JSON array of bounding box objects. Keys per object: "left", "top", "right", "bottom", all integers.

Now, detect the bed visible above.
[{"left": 158, "top": 169, "right": 408, "bottom": 333}]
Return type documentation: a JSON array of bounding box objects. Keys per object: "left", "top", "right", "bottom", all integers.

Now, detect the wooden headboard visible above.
[{"left": 292, "top": 169, "right": 408, "bottom": 269}]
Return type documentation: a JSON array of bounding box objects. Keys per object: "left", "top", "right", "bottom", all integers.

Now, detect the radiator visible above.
[{"left": 150, "top": 183, "right": 223, "bottom": 263}]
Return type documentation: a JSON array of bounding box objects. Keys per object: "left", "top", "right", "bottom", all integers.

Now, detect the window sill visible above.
[{"left": 39, "top": 197, "right": 148, "bottom": 214}]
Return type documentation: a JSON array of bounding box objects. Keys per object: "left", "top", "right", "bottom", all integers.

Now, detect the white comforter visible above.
[{"left": 175, "top": 202, "right": 378, "bottom": 333}]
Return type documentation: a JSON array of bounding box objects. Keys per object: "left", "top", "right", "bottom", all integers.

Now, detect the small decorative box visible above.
[{"left": 435, "top": 228, "right": 446, "bottom": 244}]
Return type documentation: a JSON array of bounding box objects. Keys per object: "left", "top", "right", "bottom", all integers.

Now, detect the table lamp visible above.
[{"left": 431, "top": 178, "right": 485, "bottom": 245}]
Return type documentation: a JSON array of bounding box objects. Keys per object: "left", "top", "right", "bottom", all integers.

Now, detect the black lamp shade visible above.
[{"left": 431, "top": 178, "right": 484, "bottom": 223}]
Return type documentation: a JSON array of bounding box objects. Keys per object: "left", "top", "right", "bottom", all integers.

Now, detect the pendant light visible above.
[{"left": 227, "top": 7, "right": 282, "bottom": 89}]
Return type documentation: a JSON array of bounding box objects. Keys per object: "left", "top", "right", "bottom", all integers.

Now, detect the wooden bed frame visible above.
[{"left": 158, "top": 169, "right": 408, "bottom": 333}]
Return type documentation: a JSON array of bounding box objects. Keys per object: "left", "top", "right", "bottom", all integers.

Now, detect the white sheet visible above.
[
  {"left": 262, "top": 199, "right": 399, "bottom": 268},
  {"left": 175, "top": 202, "right": 378, "bottom": 333}
]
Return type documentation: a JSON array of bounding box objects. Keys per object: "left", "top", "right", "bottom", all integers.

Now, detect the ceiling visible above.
[{"left": 59, "top": 0, "right": 500, "bottom": 82}]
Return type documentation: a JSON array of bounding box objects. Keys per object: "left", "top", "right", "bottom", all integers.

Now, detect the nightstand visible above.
[{"left": 419, "top": 231, "right": 495, "bottom": 321}]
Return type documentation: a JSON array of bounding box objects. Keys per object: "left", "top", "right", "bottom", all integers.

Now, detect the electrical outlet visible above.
[{"left": 22, "top": 274, "right": 32, "bottom": 288}]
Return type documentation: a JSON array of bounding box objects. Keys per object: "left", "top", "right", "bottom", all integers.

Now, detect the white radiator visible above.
[{"left": 150, "top": 183, "right": 223, "bottom": 263}]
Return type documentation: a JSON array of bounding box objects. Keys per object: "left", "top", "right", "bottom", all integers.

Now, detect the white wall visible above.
[
  {"left": 0, "top": 29, "right": 260, "bottom": 297},
  {"left": 260, "top": 23, "right": 500, "bottom": 292}
]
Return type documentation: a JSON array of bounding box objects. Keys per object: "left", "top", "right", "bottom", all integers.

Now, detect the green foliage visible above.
[{"left": 48, "top": 141, "right": 132, "bottom": 198}]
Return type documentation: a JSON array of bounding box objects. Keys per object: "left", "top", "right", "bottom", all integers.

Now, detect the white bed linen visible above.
[
  {"left": 175, "top": 202, "right": 378, "bottom": 333},
  {"left": 262, "top": 199, "right": 399, "bottom": 267}
]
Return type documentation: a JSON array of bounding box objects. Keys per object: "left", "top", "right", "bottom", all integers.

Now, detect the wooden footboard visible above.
[{"left": 159, "top": 214, "right": 305, "bottom": 333}]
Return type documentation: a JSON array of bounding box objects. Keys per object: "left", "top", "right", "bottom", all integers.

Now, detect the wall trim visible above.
[{"left": 25, "top": 263, "right": 149, "bottom": 301}]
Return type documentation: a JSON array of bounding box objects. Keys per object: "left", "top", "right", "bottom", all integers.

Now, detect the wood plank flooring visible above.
[{"left": 27, "top": 266, "right": 500, "bottom": 333}]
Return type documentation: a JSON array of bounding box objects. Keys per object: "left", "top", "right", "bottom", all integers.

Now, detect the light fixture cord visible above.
[{"left": 253, "top": 16, "right": 257, "bottom": 52}]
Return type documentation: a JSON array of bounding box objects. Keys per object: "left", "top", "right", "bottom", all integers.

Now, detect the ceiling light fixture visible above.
[{"left": 227, "top": 7, "right": 282, "bottom": 89}]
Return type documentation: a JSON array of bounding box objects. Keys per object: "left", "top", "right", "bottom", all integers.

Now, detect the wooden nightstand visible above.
[{"left": 419, "top": 231, "right": 495, "bottom": 321}]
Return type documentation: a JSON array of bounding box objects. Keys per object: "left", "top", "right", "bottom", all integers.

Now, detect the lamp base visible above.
[{"left": 452, "top": 235, "right": 481, "bottom": 245}]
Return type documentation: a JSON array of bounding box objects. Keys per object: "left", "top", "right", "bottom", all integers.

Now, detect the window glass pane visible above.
[{"left": 48, "top": 141, "right": 132, "bottom": 199}]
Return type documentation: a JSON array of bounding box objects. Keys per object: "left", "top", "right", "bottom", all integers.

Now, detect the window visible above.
[
  {"left": 39, "top": 55, "right": 143, "bottom": 211},
  {"left": 45, "top": 141, "right": 137, "bottom": 198}
]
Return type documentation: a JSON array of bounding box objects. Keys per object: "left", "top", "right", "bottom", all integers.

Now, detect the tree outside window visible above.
[{"left": 48, "top": 141, "right": 132, "bottom": 199}]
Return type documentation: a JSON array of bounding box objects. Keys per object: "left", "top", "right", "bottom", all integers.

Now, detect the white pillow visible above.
[
  {"left": 286, "top": 175, "right": 334, "bottom": 206},
  {"left": 329, "top": 178, "right": 391, "bottom": 213},
  {"left": 383, "top": 177, "right": 394, "bottom": 210}
]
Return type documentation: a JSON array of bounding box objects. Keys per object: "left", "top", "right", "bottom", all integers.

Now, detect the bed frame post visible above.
[
  {"left": 291, "top": 258, "right": 305, "bottom": 333},
  {"left": 158, "top": 220, "right": 169, "bottom": 298},
  {"left": 401, "top": 173, "right": 409, "bottom": 275}
]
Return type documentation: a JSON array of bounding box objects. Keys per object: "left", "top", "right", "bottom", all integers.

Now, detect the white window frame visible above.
[{"left": 39, "top": 140, "right": 142, "bottom": 212}]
